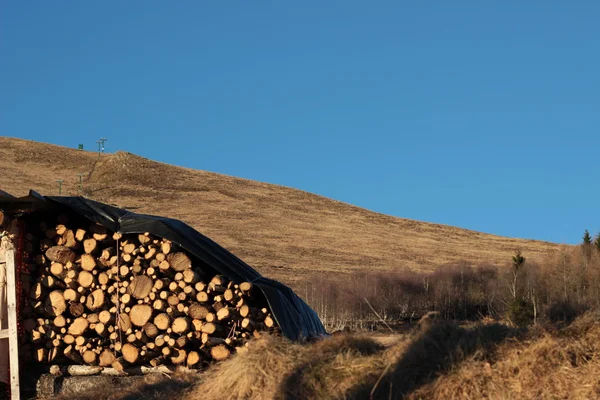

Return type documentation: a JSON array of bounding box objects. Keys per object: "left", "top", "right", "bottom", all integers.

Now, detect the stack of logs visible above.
[{"left": 22, "top": 216, "right": 277, "bottom": 370}]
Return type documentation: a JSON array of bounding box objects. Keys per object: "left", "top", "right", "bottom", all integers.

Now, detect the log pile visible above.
[{"left": 20, "top": 215, "right": 278, "bottom": 370}]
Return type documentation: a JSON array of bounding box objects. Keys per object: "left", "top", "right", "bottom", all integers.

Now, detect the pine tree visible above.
[
  {"left": 583, "top": 230, "right": 592, "bottom": 245},
  {"left": 512, "top": 250, "right": 526, "bottom": 270},
  {"left": 595, "top": 233, "right": 600, "bottom": 252},
  {"left": 508, "top": 251, "right": 533, "bottom": 326}
]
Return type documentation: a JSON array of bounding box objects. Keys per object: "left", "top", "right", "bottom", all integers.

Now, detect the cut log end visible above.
[
  {"left": 122, "top": 343, "right": 139, "bottom": 364},
  {"left": 210, "top": 345, "right": 231, "bottom": 361},
  {"left": 130, "top": 304, "right": 153, "bottom": 327}
]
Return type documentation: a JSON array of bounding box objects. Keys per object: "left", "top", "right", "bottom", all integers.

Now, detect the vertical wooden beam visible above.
[{"left": 5, "top": 249, "right": 19, "bottom": 400}]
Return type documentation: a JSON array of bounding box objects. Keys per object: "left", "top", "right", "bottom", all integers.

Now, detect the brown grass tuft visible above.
[
  {"left": 186, "top": 335, "right": 303, "bottom": 400},
  {"left": 407, "top": 311, "right": 600, "bottom": 399},
  {"left": 188, "top": 334, "right": 385, "bottom": 400}
]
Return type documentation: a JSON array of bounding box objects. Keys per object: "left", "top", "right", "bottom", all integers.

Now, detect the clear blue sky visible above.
[{"left": 1, "top": 1, "right": 598, "bottom": 244}]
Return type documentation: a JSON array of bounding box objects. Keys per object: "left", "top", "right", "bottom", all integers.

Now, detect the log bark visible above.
[
  {"left": 46, "top": 246, "right": 76, "bottom": 264},
  {"left": 128, "top": 275, "right": 153, "bottom": 299},
  {"left": 69, "top": 302, "right": 84, "bottom": 317},
  {"left": 167, "top": 252, "right": 191, "bottom": 272},
  {"left": 187, "top": 303, "right": 210, "bottom": 320}
]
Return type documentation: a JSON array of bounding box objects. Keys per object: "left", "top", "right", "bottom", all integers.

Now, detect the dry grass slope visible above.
[
  {"left": 1, "top": 136, "right": 563, "bottom": 286},
  {"left": 56, "top": 311, "right": 600, "bottom": 400}
]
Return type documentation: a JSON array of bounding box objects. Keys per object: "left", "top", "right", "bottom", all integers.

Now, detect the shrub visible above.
[
  {"left": 546, "top": 301, "right": 587, "bottom": 325},
  {"left": 507, "top": 298, "right": 534, "bottom": 327}
]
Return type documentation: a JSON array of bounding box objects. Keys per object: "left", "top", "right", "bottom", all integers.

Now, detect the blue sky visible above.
[{"left": 1, "top": 1, "right": 598, "bottom": 244}]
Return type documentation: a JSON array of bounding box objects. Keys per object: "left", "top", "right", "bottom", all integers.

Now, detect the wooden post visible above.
[{"left": 5, "top": 249, "right": 20, "bottom": 400}]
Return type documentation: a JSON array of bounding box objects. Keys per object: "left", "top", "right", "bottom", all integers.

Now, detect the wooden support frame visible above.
[{"left": 0, "top": 249, "right": 20, "bottom": 400}]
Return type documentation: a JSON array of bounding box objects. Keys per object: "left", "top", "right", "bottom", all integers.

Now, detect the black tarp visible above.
[{"left": 0, "top": 190, "right": 327, "bottom": 341}]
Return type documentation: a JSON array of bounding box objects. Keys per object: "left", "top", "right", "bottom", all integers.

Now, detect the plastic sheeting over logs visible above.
[{"left": 0, "top": 190, "right": 327, "bottom": 341}]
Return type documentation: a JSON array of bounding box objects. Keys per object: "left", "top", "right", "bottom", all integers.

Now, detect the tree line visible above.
[{"left": 298, "top": 229, "right": 600, "bottom": 331}]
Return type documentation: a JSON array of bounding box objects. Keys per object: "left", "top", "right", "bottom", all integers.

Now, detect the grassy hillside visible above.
[{"left": 0, "top": 136, "right": 563, "bottom": 284}]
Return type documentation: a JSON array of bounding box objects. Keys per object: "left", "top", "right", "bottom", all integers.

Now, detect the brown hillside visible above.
[{"left": 0, "top": 136, "right": 563, "bottom": 285}]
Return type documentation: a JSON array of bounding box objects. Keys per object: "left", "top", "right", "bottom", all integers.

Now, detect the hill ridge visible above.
[{"left": 0, "top": 136, "right": 563, "bottom": 284}]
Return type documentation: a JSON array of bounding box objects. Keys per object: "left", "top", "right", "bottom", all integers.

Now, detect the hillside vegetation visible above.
[
  {"left": 0, "top": 136, "right": 562, "bottom": 285},
  {"left": 60, "top": 310, "right": 600, "bottom": 400}
]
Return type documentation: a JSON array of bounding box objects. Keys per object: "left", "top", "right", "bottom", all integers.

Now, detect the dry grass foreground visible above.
[
  {"left": 57, "top": 311, "right": 600, "bottom": 400},
  {"left": 0, "top": 137, "right": 563, "bottom": 285}
]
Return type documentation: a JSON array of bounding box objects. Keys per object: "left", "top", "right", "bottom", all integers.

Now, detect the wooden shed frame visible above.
[{"left": 0, "top": 248, "right": 21, "bottom": 400}]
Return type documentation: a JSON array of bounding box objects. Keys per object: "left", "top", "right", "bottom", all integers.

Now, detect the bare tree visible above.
[{"left": 509, "top": 251, "right": 526, "bottom": 300}]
